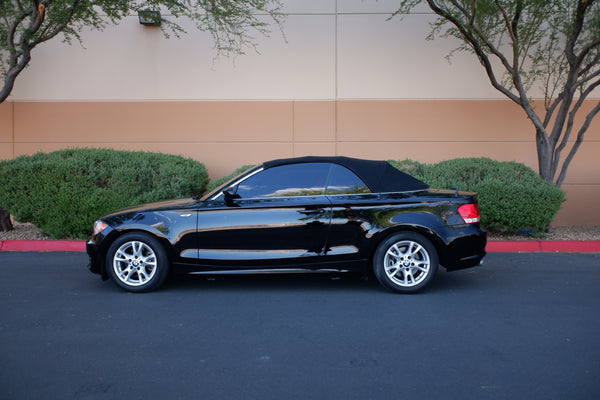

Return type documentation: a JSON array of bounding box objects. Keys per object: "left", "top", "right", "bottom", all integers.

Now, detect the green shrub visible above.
[
  {"left": 390, "top": 158, "right": 565, "bottom": 233},
  {"left": 208, "top": 165, "right": 255, "bottom": 192},
  {"left": 0, "top": 148, "right": 208, "bottom": 238}
]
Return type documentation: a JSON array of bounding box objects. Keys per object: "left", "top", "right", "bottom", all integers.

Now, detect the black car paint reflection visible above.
[
  {"left": 92, "top": 190, "right": 484, "bottom": 270},
  {"left": 195, "top": 195, "right": 331, "bottom": 266},
  {"left": 87, "top": 156, "right": 486, "bottom": 293}
]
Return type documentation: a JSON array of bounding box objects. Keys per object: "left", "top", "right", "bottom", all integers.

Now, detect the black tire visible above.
[
  {"left": 106, "top": 232, "right": 169, "bottom": 292},
  {"left": 373, "top": 232, "right": 439, "bottom": 293}
]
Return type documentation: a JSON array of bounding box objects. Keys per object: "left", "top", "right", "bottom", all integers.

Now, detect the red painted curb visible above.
[
  {"left": 1, "top": 240, "right": 600, "bottom": 253},
  {"left": 539, "top": 241, "right": 600, "bottom": 252},
  {"left": 486, "top": 241, "right": 542, "bottom": 252},
  {"left": 0, "top": 240, "right": 86, "bottom": 252},
  {"left": 486, "top": 241, "right": 600, "bottom": 253}
]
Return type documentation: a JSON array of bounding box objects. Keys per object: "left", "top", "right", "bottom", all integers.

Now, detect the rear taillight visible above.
[{"left": 458, "top": 204, "right": 480, "bottom": 224}]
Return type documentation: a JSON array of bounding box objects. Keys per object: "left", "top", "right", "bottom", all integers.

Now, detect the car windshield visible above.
[{"left": 199, "top": 166, "right": 262, "bottom": 201}]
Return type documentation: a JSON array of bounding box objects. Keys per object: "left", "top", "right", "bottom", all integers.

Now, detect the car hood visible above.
[{"left": 105, "top": 198, "right": 201, "bottom": 217}]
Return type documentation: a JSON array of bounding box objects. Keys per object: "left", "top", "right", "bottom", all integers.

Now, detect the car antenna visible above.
[{"left": 455, "top": 183, "right": 459, "bottom": 197}]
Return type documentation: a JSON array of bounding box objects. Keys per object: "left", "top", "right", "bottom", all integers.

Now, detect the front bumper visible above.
[
  {"left": 87, "top": 237, "right": 112, "bottom": 281},
  {"left": 86, "top": 241, "right": 102, "bottom": 275},
  {"left": 86, "top": 225, "right": 115, "bottom": 279}
]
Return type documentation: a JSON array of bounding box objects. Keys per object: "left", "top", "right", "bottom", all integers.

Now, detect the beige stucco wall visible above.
[
  {"left": 8, "top": 1, "right": 508, "bottom": 101},
  {"left": 1, "top": 1, "right": 598, "bottom": 225}
]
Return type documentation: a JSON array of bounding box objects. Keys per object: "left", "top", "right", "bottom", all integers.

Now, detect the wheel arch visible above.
[
  {"left": 98, "top": 228, "right": 174, "bottom": 279},
  {"left": 369, "top": 225, "right": 447, "bottom": 267}
]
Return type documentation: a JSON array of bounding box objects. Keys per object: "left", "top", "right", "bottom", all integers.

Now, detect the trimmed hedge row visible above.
[
  {"left": 389, "top": 158, "right": 565, "bottom": 233},
  {"left": 0, "top": 151, "right": 565, "bottom": 238},
  {"left": 0, "top": 149, "right": 208, "bottom": 238}
]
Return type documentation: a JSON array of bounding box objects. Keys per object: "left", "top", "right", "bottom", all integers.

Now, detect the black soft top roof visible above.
[{"left": 263, "top": 156, "right": 429, "bottom": 193}]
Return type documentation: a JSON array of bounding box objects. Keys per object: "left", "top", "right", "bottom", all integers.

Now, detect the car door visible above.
[
  {"left": 195, "top": 163, "right": 333, "bottom": 269},
  {"left": 323, "top": 164, "right": 378, "bottom": 264}
]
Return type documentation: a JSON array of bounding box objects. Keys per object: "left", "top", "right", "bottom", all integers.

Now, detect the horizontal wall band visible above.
[{"left": 1, "top": 99, "right": 598, "bottom": 225}]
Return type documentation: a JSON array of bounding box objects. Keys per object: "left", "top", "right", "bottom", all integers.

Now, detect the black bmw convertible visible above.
[{"left": 87, "top": 156, "right": 486, "bottom": 293}]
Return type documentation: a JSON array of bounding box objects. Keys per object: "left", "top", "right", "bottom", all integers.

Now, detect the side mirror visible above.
[{"left": 223, "top": 186, "right": 241, "bottom": 207}]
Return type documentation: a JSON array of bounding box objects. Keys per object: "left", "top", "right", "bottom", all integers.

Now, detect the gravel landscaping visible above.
[
  {"left": 488, "top": 225, "right": 600, "bottom": 241},
  {"left": 0, "top": 223, "right": 52, "bottom": 241},
  {"left": 1, "top": 222, "right": 599, "bottom": 241}
]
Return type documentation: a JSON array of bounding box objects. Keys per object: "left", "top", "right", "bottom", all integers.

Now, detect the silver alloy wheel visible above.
[
  {"left": 112, "top": 240, "right": 158, "bottom": 287},
  {"left": 384, "top": 240, "right": 431, "bottom": 287}
]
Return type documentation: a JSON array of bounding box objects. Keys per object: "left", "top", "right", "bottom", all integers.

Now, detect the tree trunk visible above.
[
  {"left": 0, "top": 207, "right": 13, "bottom": 232},
  {"left": 536, "top": 128, "right": 556, "bottom": 183}
]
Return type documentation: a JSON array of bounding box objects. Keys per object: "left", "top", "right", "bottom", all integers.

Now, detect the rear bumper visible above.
[
  {"left": 441, "top": 230, "right": 487, "bottom": 271},
  {"left": 445, "top": 252, "right": 486, "bottom": 271}
]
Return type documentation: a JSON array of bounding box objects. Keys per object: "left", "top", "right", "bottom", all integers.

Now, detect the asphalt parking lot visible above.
[{"left": 1, "top": 251, "right": 599, "bottom": 400}]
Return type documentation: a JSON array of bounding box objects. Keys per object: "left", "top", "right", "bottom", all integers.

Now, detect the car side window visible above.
[
  {"left": 233, "top": 163, "right": 331, "bottom": 198},
  {"left": 326, "top": 165, "right": 372, "bottom": 195}
]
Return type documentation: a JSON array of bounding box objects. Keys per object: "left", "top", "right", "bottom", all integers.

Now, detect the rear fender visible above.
[{"left": 369, "top": 224, "right": 447, "bottom": 266}]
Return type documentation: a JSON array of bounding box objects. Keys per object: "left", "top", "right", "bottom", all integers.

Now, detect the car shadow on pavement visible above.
[
  {"left": 164, "top": 271, "right": 380, "bottom": 293},
  {"left": 156, "top": 266, "right": 489, "bottom": 295}
]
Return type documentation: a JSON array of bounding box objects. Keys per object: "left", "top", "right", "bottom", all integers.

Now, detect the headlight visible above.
[{"left": 93, "top": 220, "right": 108, "bottom": 235}]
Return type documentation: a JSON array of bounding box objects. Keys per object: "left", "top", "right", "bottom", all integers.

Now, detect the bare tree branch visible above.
[
  {"left": 576, "top": 51, "right": 600, "bottom": 81},
  {"left": 30, "top": 0, "right": 79, "bottom": 47},
  {"left": 395, "top": 0, "right": 600, "bottom": 186},
  {"left": 556, "top": 99, "right": 600, "bottom": 186},
  {"left": 428, "top": 0, "right": 520, "bottom": 103},
  {"left": 553, "top": 78, "right": 600, "bottom": 175}
]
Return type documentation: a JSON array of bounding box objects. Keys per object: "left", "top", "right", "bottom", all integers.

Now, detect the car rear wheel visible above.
[
  {"left": 106, "top": 233, "right": 169, "bottom": 292},
  {"left": 373, "top": 232, "right": 438, "bottom": 293}
]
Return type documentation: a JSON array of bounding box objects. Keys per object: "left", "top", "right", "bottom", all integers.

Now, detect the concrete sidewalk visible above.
[{"left": 1, "top": 239, "right": 600, "bottom": 252}]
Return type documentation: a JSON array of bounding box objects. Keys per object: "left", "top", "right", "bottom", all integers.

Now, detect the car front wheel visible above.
[
  {"left": 106, "top": 233, "right": 169, "bottom": 292},
  {"left": 373, "top": 232, "right": 438, "bottom": 293}
]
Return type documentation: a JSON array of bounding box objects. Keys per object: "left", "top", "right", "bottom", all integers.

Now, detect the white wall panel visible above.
[
  {"left": 338, "top": 0, "right": 431, "bottom": 14},
  {"left": 337, "top": 14, "right": 502, "bottom": 99},
  {"left": 11, "top": 18, "right": 162, "bottom": 100},
  {"left": 282, "top": 0, "right": 336, "bottom": 13},
  {"left": 10, "top": 14, "right": 335, "bottom": 100},
  {"left": 9, "top": 1, "right": 578, "bottom": 101},
  {"left": 154, "top": 15, "right": 335, "bottom": 100}
]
